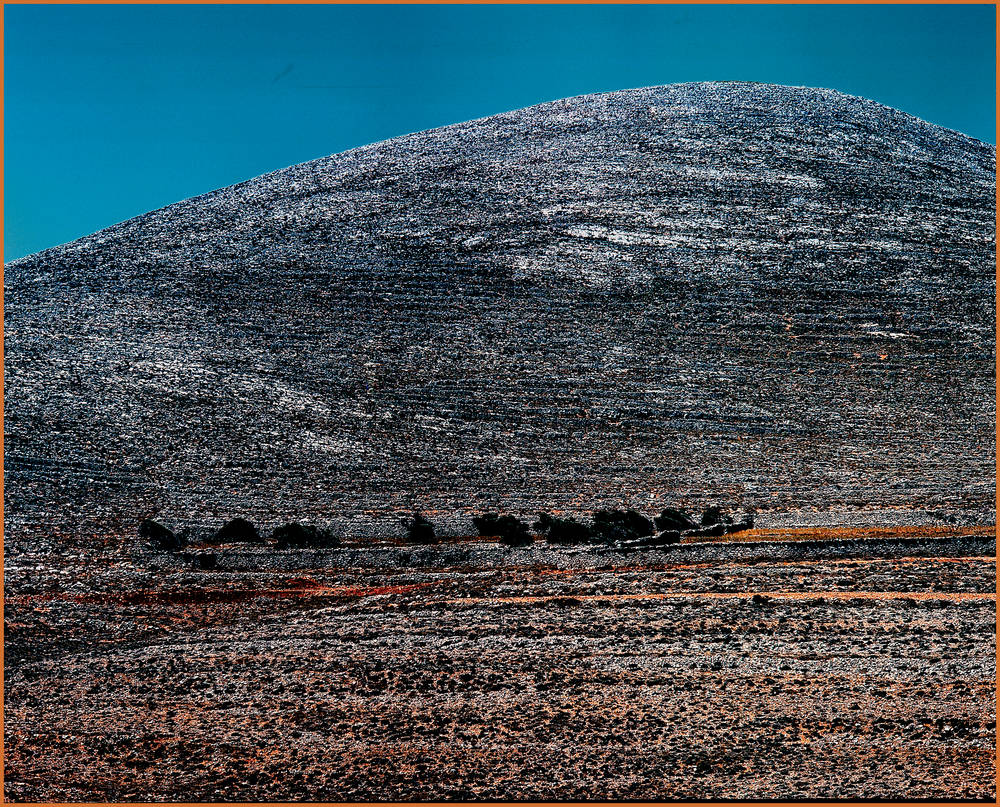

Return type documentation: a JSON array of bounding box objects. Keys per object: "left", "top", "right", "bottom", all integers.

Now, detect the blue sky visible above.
[{"left": 5, "top": 4, "right": 995, "bottom": 260}]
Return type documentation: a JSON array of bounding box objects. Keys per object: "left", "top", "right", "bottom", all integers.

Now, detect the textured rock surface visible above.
[
  {"left": 4, "top": 81, "right": 996, "bottom": 544},
  {"left": 4, "top": 537, "right": 995, "bottom": 800}
]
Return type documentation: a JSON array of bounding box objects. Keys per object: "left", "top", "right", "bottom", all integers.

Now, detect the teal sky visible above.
[{"left": 5, "top": 4, "right": 996, "bottom": 261}]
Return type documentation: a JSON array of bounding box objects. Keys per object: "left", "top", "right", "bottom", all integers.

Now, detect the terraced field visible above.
[{"left": 4, "top": 529, "right": 995, "bottom": 800}]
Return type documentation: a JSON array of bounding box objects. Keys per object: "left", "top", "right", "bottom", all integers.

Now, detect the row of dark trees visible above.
[
  {"left": 472, "top": 506, "right": 754, "bottom": 548},
  {"left": 139, "top": 517, "right": 341, "bottom": 552},
  {"left": 140, "top": 505, "right": 754, "bottom": 552},
  {"left": 403, "top": 505, "right": 753, "bottom": 547}
]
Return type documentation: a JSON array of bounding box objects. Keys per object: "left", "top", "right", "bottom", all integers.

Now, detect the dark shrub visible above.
[
  {"left": 701, "top": 506, "right": 726, "bottom": 527},
  {"left": 653, "top": 507, "right": 698, "bottom": 532},
  {"left": 590, "top": 512, "right": 626, "bottom": 544},
  {"left": 534, "top": 513, "right": 593, "bottom": 545},
  {"left": 402, "top": 511, "right": 437, "bottom": 544},
  {"left": 273, "top": 522, "right": 307, "bottom": 547},
  {"left": 654, "top": 529, "right": 682, "bottom": 545},
  {"left": 473, "top": 512, "right": 501, "bottom": 536},
  {"left": 591, "top": 509, "right": 654, "bottom": 543},
  {"left": 472, "top": 513, "right": 532, "bottom": 547},
  {"left": 272, "top": 522, "right": 340, "bottom": 548},
  {"left": 551, "top": 518, "right": 593, "bottom": 544},
  {"left": 624, "top": 509, "right": 654, "bottom": 537},
  {"left": 498, "top": 523, "right": 532, "bottom": 548},
  {"left": 214, "top": 517, "right": 261, "bottom": 544},
  {"left": 197, "top": 552, "right": 217, "bottom": 570},
  {"left": 139, "top": 518, "right": 182, "bottom": 551}
]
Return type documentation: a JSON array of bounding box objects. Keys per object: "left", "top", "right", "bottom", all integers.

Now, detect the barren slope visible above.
[{"left": 4, "top": 82, "right": 996, "bottom": 545}]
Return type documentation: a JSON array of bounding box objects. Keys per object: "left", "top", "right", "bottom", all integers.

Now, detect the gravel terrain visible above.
[
  {"left": 4, "top": 532, "right": 995, "bottom": 801},
  {"left": 4, "top": 82, "right": 995, "bottom": 542},
  {"left": 3, "top": 82, "right": 995, "bottom": 800}
]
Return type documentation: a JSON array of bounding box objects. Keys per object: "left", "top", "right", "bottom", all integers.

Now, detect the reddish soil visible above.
[{"left": 4, "top": 531, "right": 996, "bottom": 800}]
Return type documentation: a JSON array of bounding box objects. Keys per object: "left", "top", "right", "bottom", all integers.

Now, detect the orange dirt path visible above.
[{"left": 444, "top": 590, "right": 995, "bottom": 605}]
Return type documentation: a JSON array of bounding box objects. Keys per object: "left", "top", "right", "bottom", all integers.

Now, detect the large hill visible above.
[{"left": 4, "top": 82, "right": 996, "bottom": 545}]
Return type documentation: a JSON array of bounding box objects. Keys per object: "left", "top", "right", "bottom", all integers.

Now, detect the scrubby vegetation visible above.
[
  {"left": 196, "top": 551, "right": 217, "bottom": 570},
  {"left": 591, "top": 509, "right": 654, "bottom": 543},
  {"left": 530, "top": 505, "right": 754, "bottom": 548},
  {"left": 403, "top": 512, "right": 437, "bottom": 544},
  {"left": 654, "top": 508, "right": 699, "bottom": 532},
  {"left": 214, "top": 517, "right": 262, "bottom": 544},
  {"left": 139, "top": 503, "right": 754, "bottom": 553},
  {"left": 472, "top": 513, "right": 533, "bottom": 546},
  {"left": 272, "top": 523, "right": 341, "bottom": 548},
  {"left": 533, "top": 513, "right": 593, "bottom": 545},
  {"left": 139, "top": 519, "right": 183, "bottom": 551},
  {"left": 701, "top": 505, "right": 725, "bottom": 526},
  {"left": 689, "top": 507, "right": 755, "bottom": 536}
]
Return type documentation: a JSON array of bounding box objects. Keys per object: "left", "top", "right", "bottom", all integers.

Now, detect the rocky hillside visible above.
[{"left": 4, "top": 82, "right": 995, "bottom": 545}]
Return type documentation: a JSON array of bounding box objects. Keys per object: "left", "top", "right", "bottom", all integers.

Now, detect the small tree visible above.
[
  {"left": 700, "top": 506, "right": 732, "bottom": 527},
  {"left": 653, "top": 507, "right": 698, "bottom": 532},
  {"left": 403, "top": 511, "right": 437, "bottom": 544},
  {"left": 139, "top": 518, "right": 182, "bottom": 551},
  {"left": 196, "top": 552, "right": 218, "bottom": 570},
  {"left": 728, "top": 512, "right": 755, "bottom": 533},
  {"left": 473, "top": 513, "right": 532, "bottom": 547},
  {"left": 533, "top": 513, "right": 593, "bottom": 545},
  {"left": 214, "top": 517, "right": 262, "bottom": 544},
  {"left": 591, "top": 509, "right": 654, "bottom": 543},
  {"left": 623, "top": 509, "right": 655, "bottom": 538},
  {"left": 473, "top": 512, "right": 502, "bottom": 536}
]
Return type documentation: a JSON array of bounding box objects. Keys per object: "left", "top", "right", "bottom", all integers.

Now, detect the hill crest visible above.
[{"left": 4, "top": 82, "right": 995, "bottom": 544}]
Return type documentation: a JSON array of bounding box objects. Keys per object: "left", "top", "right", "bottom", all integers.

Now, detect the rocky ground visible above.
[
  {"left": 5, "top": 81, "right": 994, "bottom": 800},
  {"left": 4, "top": 528, "right": 995, "bottom": 801},
  {"left": 5, "top": 83, "right": 996, "bottom": 540}
]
